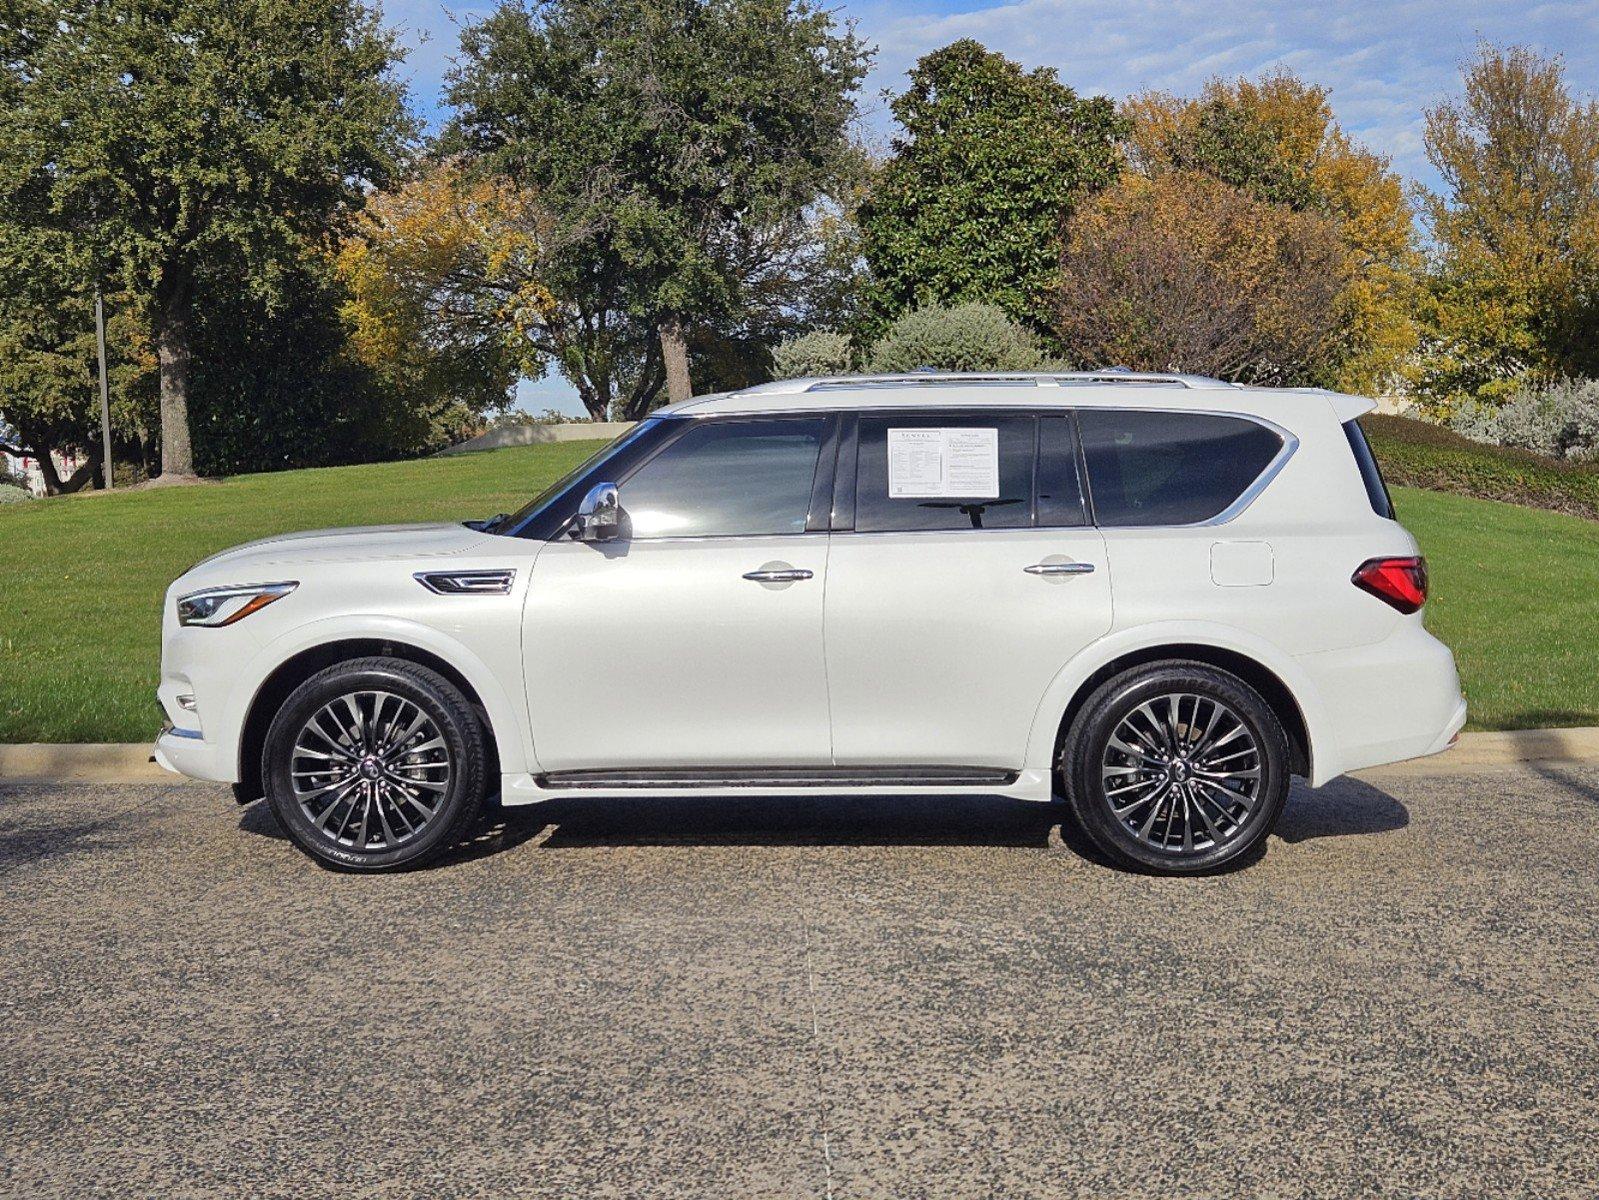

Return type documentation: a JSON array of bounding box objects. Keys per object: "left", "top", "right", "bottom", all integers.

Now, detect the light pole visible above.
[{"left": 95, "top": 288, "right": 112, "bottom": 489}]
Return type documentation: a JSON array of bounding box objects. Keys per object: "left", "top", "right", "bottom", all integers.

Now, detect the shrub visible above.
[
  {"left": 1448, "top": 378, "right": 1599, "bottom": 463},
  {"left": 867, "top": 302, "right": 1041, "bottom": 373},
  {"left": 1055, "top": 172, "right": 1346, "bottom": 385},
  {"left": 771, "top": 331, "right": 854, "bottom": 380},
  {"left": 1363, "top": 412, "right": 1599, "bottom": 521},
  {"left": 0, "top": 479, "right": 30, "bottom": 504}
]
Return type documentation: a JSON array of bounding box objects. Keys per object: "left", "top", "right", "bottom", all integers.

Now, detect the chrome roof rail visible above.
[{"left": 735, "top": 370, "right": 1238, "bottom": 395}]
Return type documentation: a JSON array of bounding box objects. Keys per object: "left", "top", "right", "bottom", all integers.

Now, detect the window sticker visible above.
[{"left": 886, "top": 427, "right": 1000, "bottom": 498}]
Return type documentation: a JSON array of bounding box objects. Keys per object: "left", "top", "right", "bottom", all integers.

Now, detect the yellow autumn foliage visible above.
[
  {"left": 334, "top": 161, "right": 556, "bottom": 390},
  {"left": 1124, "top": 73, "right": 1421, "bottom": 394}
]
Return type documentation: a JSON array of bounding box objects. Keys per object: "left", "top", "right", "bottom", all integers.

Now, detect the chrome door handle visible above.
[
  {"left": 742, "top": 569, "right": 814, "bottom": 583},
  {"left": 1024, "top": 562, "right": 1095, "bottom": 576}
]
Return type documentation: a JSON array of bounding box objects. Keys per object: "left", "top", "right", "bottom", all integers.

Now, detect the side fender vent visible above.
[{"left": 414, "top": 570, "right": 516, "bottom": 596}]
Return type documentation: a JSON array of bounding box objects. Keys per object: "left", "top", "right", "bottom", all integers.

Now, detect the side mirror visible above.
[{"left": 570, "top": 482, "right": 621, "bottom": 542}]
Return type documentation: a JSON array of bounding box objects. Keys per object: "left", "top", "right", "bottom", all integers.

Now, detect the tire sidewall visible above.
[
  {"left": 1065, "top": 665, "right": 1290, "bottom": 875},
  {"left": 263, "top": 662, "right": 483, "bottom": 872}
]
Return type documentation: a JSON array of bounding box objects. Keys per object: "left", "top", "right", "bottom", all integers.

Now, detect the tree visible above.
[
  {"left": 857, "top": 40, "right": 1125, "bottom": 336},
  {"left": 1124, "top": 73, "right": 1420, "bottom": 393},
  {"left": 1414, "top": 45, "right": 1599, "bottom": 409},
  {"left": 1056, "top": 173, "right": 1347, "bottom": 385},
  {"left": 333, "top": 161, "right": 542, "bottom": 434},
  {"left": 0, "top": 251, "right": 158, "bottom": 493},
  {"left": 446, "top": 0, "right": 870, "bottom": 406},
  {"left": 0, "top": 0, "right": 413, "bottom": 478}
]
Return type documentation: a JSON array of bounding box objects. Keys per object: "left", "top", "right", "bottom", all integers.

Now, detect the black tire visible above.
[
  {"left": 262, "top": 657, "right": 487, "bottom": 872},
  {"left": 1058, "top": 662, "right": 1290, "bottom": 875}
]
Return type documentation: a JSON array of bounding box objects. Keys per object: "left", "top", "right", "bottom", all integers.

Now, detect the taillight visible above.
[{"left": 1352, "top": 556, "right": 1428, "bottom": 614}]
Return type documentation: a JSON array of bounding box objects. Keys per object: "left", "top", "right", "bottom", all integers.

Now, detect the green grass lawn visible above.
[
  {"left": 2, "top": 440, "right": 1596, "bottom": 741},
  {"left": 0, "top": 442, "right": 606, "bottom": 744}
]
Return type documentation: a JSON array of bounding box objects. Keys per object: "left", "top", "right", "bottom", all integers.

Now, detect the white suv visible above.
[{"left": 155, "top": 372, "right": 1466, "bottom": 874}]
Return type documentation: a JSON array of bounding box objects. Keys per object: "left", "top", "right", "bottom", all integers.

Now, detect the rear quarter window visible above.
[
  {"left": 1343, "top": 419, "right": 1396, "bottom": 519},
  {"left": 1079, "top": 409, "right": 1284, "bottom": 527}
]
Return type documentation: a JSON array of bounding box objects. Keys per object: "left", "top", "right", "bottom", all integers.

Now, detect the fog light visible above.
[{"left": 177, "top": 694, "right": 197, "bottom": 712}]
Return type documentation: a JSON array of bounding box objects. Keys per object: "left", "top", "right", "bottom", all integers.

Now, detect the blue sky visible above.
[{"left": 380, "top": 0, "right": 1599, "bottom": 414}]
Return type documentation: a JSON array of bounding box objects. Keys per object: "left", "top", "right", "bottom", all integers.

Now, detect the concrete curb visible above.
[
  {"left": 0, "top": 743, "right": 174, "bottom": 785},
  {"left": 3, "top": 727, "right": 1599, "bottom": 787}
]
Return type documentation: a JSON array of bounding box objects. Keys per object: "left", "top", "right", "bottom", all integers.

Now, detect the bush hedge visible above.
[{"left": 1363, "top": 413, "right": 1599, "bottom": 522}]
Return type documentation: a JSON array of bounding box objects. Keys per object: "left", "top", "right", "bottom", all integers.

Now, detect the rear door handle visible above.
[
  {"left": 1024, "top": 562, "right": 1095, "bottom": 576},
  {"left": 742, "top": 569, "right": 814, "bottom": 583}
]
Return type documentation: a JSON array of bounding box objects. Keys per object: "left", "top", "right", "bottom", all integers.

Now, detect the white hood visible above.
[{"left": 188, "top": 523, "right": 493, "bottom": 576}]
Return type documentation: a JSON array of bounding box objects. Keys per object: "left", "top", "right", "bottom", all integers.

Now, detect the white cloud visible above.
[
  {"left": 851, "top": 0, "right": 1599, "bottom": 186},
  {"left": 387, "top": 0, "right": 1599, "bottom": 181}
]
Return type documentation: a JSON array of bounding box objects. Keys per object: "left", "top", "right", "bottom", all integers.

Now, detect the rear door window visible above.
[
  {"left": 1037, "top": 415, "right": 1088, "bottom": 527},
  {"left": 1078, "top": 409, "right": 1284, "bottom": 526},
  {"left": 854, "top": 413, "right": 1035, "bottom": 531}
]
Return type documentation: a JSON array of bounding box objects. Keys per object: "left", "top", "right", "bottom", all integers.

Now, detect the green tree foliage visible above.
[
  {"left": 1414, "top": 45, "right": 1599, "bottom": 410},
  {"left": 0, "top": 258, "right": 158, "bottom": 492},
  {"left": 446, "top": 0, "right": 870, "bottom": 407},
  {"left": 185, "top": 256, "right": 411, "bottom": 475},
  {"left": 857, "top": 40, "right": 1125, "bottom": 336},
  {"left": 867, "top": 302, "right": 1042, "bottom": 373},
  {"left": 0, "top": 0, "right": 413, "bottom": 477}
]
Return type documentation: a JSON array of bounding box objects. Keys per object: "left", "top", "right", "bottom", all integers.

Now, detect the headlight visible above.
[{"left": 177, "top": 581, "right": 297, "bottom": 627}]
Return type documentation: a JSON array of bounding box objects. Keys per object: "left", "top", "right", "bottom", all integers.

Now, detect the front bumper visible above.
[{"left": 153, "top": 716, "right": 232, "bottom": 782}]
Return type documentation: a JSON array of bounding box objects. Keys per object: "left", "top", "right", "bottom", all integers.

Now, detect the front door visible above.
[
  {"left": 523, "top": 415, "right": 834, "bottom": 771},
  {"left": 825, "top": 411, "right": 1113, "bottom": 769}
]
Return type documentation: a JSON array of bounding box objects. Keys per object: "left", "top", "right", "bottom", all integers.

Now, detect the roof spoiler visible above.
[{"left": 1327, "top": 392, "right": 1379, "bottom": 421}]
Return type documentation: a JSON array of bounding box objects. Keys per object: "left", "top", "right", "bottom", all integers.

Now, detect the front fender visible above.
[
  {"left": 221, "top": 614, "right": 535, "bottom": 779},
  {"left": 1022, "top": 621, "right": 1338, "bottom": 786}
]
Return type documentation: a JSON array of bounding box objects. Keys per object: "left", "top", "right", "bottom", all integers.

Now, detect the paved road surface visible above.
[{"left": 3, "top": 766, "right": 1597, "bottom": 1198}]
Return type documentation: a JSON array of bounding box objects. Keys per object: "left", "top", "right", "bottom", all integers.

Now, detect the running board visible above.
[{"left": 534, "top": 766, "right": 1020, "bottom": 790}]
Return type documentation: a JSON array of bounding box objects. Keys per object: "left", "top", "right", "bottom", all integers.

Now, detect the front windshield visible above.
[{"left": 485, "top": 419, "right": 659, "bottom": 535}]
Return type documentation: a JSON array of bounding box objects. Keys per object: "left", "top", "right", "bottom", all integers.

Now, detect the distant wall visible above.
[{"left": 439, "top": 421, "right": 637, "bottom": 456}]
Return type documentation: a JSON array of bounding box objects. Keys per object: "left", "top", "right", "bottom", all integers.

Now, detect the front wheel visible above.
[
  {"left": 1059, "top": 663, "right": 1291, "bottom": 874},
  {"left": 262, "top": 657, "right": 488, "bottom": 872}
]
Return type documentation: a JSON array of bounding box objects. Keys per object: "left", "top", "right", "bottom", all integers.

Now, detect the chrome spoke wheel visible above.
[
  {"left": 290, "top": 690, "right": 451, "bottom": 852},
  {"left": 1099, "top": 692, "right": 1262, "bottom": 855}
]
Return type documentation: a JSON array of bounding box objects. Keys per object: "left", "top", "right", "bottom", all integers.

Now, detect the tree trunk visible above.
[
  {"left": 56, "top": 447, "right": 102, "bottom": 494},
  {"left": 154, "top": 269, "right": 197, "bottom": 479},
  {"left": 659, "top": 317, "right": 693, "bottom": 404},
  {"left": 24, "top": 443, "right": 101, "bottom": 496}
]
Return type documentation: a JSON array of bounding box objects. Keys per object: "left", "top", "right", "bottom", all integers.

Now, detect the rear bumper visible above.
[{"left": 1298, "top": 623, "right": 1467, "bottom": 784}]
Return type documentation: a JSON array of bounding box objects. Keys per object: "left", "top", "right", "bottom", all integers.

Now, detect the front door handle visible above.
[
  {"left": 1024, "top": 561, "right": 1095, "bottom": 576},
  {"left": 743, "top": 568, "right": 814, "bottom": 583}
]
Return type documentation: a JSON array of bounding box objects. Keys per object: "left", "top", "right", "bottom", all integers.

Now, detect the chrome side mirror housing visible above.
[{"left": 570, "top": 481, "right": 621, "bottom": 542}]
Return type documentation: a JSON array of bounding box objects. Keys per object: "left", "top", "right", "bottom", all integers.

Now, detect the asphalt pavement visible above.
[{"left": 2, "top": 765, "right": 1597, "bottom": 1198}]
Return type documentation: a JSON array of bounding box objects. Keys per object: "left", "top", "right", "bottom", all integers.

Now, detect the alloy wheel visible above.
[
  {"left": 289, "top": 689, "right": 452, "bottom": 851},
  {"left": 1099, "top": 692, "right": 1262, "bottom": 854}
]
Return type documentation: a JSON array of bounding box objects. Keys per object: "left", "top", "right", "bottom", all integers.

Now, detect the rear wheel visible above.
[
  {"left": 1059, "top": 663, "right": 1290, "bottom": 874},
  {"left": 262, "top": 657, "right": 487, "bottom": 872}
]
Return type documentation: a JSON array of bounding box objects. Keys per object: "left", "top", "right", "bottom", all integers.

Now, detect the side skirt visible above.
[{"left": 533, "top": 765, "right": 1020, "bottom": 790}]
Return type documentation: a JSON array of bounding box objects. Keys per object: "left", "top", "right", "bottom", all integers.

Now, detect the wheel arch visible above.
[
  {"left": 1029, "top": 628, "right": 1326, "bottom": 783},
  {"left": 235, "top": 636, "right": 512, "bottom": 804}
]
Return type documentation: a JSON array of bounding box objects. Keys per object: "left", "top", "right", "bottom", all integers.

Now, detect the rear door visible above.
[{"left": 824, "top": 410, "right": 1112, "bottom": 769}]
